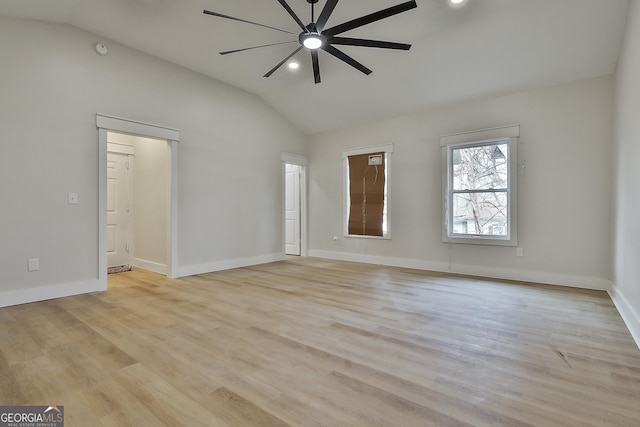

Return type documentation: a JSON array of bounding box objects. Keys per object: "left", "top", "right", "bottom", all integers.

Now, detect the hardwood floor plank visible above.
[
  {"left": 0, "top": 351, "right": 27, "bottom": 404},
  {"left": 112, "top": 363, "right": 231, "bottom": 427},
  {"left": 207, "top": 387, "right": 290, "bottom": 427},
  {"left": 100, "top": 401, "right": 166, "bottom": 427},
  {"left": 329, "top": 370, "right": 477, "bottom": 427},
  {"left": 10, "top": 354, "right": 68, "bottom": 404},
  {"left": 0, "top": 259, "right": 639, "bottom": 426},
  {"left": 0, "top": 314, "right": 45, "bottom": 365}
]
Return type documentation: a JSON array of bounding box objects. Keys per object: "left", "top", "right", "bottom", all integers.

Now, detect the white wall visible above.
[
  {"left": 612, "top": 0, "right": 640, "bottom": 346},
  {"left": 0, "top": 17, "right": 307, "bottom": 306},
  {"left": 133, "top": 135, "right": 169, "bottom": 274},
  {"left": 309, "top": 76, "right": 614, "bottom": 290}
]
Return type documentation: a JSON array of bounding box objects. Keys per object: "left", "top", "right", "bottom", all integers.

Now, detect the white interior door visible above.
[
  {"left": 285, "top": 163, "right": 301, "bottom": 255},
  {"left": 107, "top": 151, "right": 133, "bottom": 268}
]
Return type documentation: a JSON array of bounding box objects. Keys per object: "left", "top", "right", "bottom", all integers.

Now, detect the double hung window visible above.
[{"left": 441, "top": 125, "right": 519, "bottom": 246}]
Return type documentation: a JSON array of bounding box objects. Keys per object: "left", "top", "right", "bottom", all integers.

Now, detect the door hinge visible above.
[
  {"left": 125, "top": 243, "right": 130, "bottom": 253},
  {"left": 126, "top": 161, "right": 130, "bottom": 170}
]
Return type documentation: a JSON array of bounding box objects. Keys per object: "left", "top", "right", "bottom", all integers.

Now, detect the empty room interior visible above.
[{"left": 1, "top": 0, "right": 640, "bottom": 425}]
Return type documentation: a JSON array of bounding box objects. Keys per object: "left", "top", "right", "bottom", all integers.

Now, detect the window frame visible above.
[
  {"left": 343, "top": 144, "right": 393, "bottom": 240},
  {"left": 441, "top": 125, "right": 519, "bottom": 246}
]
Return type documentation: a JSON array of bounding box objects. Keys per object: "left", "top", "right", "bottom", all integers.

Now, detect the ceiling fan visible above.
[{"left": 203, "top": 0, "right": 418, "bottom": 84}]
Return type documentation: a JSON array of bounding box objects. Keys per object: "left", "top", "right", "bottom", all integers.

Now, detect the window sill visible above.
[
  {"left": 344, "top": 234, "right": 391, "bottom": 240},
  {"left": 444, "top": 235, "right": 517, "bottom": 246}
]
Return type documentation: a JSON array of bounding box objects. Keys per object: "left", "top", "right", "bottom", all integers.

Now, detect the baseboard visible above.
[
  {"left": 308, "top": 250, "right": 451, "bottom": 274},
  {"left": 609, "top": 286, "right": 640, "bottom": 350},
  {"left": 0, "top": 278, "right": 106, "bottom": 308},
  {"left": 133, "top": 258, "right": 167, "bottom": 275},
  {"left": 174, "top": 252, "right": 285, "bottom": 278},
  {"left": 307, "top": 250, "right": 612, "bottom": 291}
]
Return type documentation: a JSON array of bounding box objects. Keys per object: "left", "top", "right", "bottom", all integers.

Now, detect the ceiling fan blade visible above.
[
  {"left": 328, "top": 37, "right": 411, "bottom": 50},
  {"left": 264, "top": 46, "right": 304, "bottom": 78},
  {"left": 311, "top": 50, "right": 321, "bottom": 84},
  {"left": 316, "top": 0, "right": 339, "bottom": 32},
  {"left": 220, "top": 41, "right": 297, "bottom": 55},
  {"left": 323, "top": 0, "right": 417, "bottom": 37},
  {"left": 321, "top": 44, "right": 372, "bottom": 75},
  {"left": 276, "top": 0, "right": 309, "bottom": 33},
  {"left": 203, "top": 10, "right": 296, "bottom": 35}
]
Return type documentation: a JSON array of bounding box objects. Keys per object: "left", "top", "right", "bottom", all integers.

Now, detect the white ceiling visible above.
[{"left": 0, "top": 0, "right": 629, "bottom": 134}]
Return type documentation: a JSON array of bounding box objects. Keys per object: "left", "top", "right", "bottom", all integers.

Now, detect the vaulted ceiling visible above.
[{"left": 0, "top": 0, "right": 629, "bottom": 134}]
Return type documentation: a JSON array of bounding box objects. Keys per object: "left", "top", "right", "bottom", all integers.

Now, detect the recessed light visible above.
[
  {"left": 288, "top": 61, "right": 300, "bottom": 71},
  {"left": 450, "top": 0, "right": 466, "bottom": 5}
]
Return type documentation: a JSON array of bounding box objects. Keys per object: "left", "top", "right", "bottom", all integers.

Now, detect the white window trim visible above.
[
  {"left": 441, "top": 125, "right": 519, "bottom": 246},
  {"left": 343, "top": 143, "right": 393, "bottom": 240}
]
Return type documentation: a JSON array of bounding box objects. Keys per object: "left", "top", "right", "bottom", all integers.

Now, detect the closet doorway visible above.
[
  {"left": 107, "top": 132, "right": 170, "bottom": 275},
  {"left": 97, "top": 114, "right": 179, "bottom": 284}
]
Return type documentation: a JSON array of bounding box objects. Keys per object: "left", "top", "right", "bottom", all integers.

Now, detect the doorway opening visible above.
[
  {"left": 282, "top": 154, "right": 308, "bottom": 257},
  {"left": 107, "top": 132, "right": 170, "bottom": 275},
  {"left": 97, "top": 114, "right": 180, "bottom": 286}
]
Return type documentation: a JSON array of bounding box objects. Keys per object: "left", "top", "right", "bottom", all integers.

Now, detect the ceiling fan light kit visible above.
[
  {"left": 203, "top": 0, "right": 418, "bottom": 84},
  {"left": 300, "top": 32, "right": 325, "bottom": 49}
]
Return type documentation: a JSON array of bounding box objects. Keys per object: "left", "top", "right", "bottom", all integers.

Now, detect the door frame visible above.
[
  {"left": 97, "top": 114, "right": 180, "bottom": 283},
  {"left": 281, "top": 153, "right": 308, "bottom": 257}
]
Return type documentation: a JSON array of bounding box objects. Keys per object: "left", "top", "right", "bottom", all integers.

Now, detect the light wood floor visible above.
[{"left": 1, "top": 258, "right": 640, "bottom": 426}]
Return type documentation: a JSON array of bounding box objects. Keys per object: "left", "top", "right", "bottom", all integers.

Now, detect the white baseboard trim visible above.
[
  {"left": 307, "top": 250, "right": 612, "bottom": 291},
  {"left": 609, "top": 286, "right": 640, "bottom": 350},
  {"left": 308, "top": 250, "right": 450, "bottom": 274},
  {"left": 133, "top": 258, "right": 167, "bottom": 275},
  {"left": 0, "top": 278, "right": 106, "bottom": 308},
  {"left": 175, "top": 252, "right": 285, "bottom": 278}
]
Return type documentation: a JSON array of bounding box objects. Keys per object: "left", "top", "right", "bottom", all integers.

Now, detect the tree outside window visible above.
[{"left": 451, "top": 142, "right": 508, "bottom": 236}]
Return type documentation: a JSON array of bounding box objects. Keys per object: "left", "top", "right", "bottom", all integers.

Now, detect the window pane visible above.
[
  {"left": 452, "top": 191, "right": 507, "bottom": 236},
  {"left": 452, "top": 143, "right": 508, "bottom": 191}
]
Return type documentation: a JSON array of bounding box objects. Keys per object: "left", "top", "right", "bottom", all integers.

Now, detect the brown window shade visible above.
[{"left": 348, "top": 152, "right": 385, "bottom": 236}]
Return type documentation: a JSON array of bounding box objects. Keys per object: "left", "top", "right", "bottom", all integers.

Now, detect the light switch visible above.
[{"left": 68, "top": 192, "right": 78, "bottom": 205}]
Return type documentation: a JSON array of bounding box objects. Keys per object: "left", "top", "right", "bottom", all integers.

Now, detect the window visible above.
[
  {"left": 343, "top": 144, "right": 392, "bottom": 239},
  {"left": 441, "top": 125, "right": 519, "bottom": 246}
]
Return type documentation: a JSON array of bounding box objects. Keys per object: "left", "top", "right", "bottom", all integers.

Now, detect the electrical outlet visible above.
[
  {"left": 516, "top": 247, "right": 524, "bottom": 257},
  {"left": 68, "top": 192, "right": 78, "bottom": 205},
  {"left": 28, "top": 258, "right": 39, "bottom": 271},
  {"left": 333, "top": 236, "right": 339, "bottom": 244}
]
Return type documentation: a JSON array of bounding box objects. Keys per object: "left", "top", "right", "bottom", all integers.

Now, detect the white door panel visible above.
[
  {"left": 107, "top": 151, "right": 133, "bottom": 268},
  {"left": 285, "top": 164, "right": 301, "bottom": 255}
]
